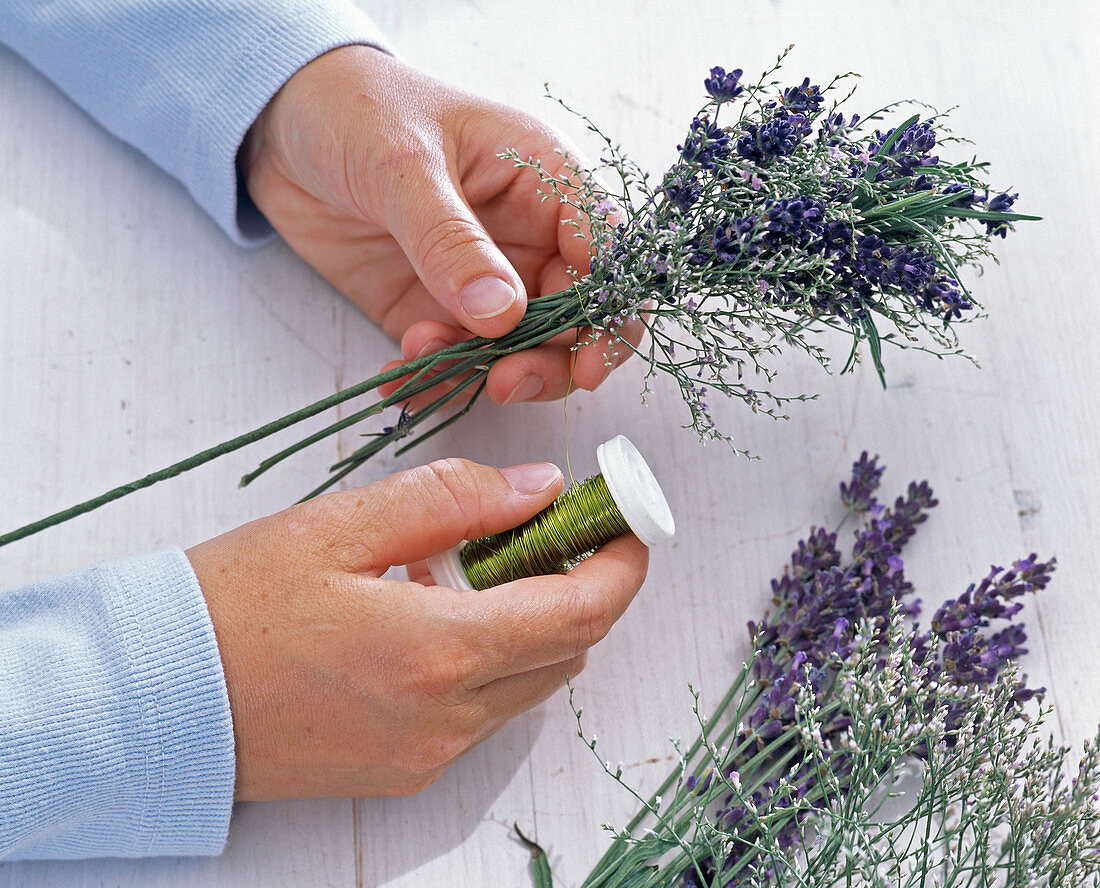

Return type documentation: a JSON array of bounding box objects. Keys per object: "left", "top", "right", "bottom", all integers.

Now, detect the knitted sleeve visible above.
[
  {"left": 0, "top": 0, "right": 390, "bottom": 242},
  {"left": 0, "top": 548, "right": 237, "bottom": 859}
]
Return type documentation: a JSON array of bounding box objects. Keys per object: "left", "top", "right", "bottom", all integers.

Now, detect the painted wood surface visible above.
[{"left": 1, "top": 1, "right": 1097, "bottom": 885}]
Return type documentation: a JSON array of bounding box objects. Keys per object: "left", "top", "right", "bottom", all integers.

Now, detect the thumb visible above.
[
  {"left": 320, "top": 458, "right": 563, "bottom": 571},
  {"left": 380, "top": 160, "right": 527, "bottom": 337}
]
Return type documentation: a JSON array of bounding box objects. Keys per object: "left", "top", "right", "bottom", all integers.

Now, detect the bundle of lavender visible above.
[
  {"left": 0, "top": 51, "right": 1036, "bottom": 545},
  {"left": 530, "top": 456, "right": 1099, "bottom": 888}
]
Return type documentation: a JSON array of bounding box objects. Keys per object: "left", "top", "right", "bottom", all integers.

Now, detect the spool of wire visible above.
[{"left": 427, "top": 435, "right": 675, "bottom": 591}]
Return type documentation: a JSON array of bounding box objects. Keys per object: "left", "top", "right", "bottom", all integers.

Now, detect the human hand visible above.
[
  {"left": 240, "top": 45, "right": 642, "bottom": 405},
  {"left": 186, "top": 457, "right": 648, "bottom": 800}
]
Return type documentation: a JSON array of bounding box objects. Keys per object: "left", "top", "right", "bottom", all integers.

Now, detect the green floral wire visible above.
[
  {"left": 459, "top": 474, "right": 629, "bottom": 589},
  {"left": 0, "top": 288, "right": 589, "bottom": 547}
]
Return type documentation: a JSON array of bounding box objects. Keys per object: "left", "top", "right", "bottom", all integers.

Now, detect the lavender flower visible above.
[
  {"left": 985, "top": 190, "right": 1020, "bottom": 237},
  {"left": 839, "top": 449, "right": 885, "bottom": 512},
  {"left": 817, "top": 110, "right": 860, "bottom": 144},
  {"left": 944, "top": 182, "right": 980, "bottom": 208},
  {"left": 566, "top": 56, "right": 1037, "bottom": 445},
  {"left": 867, "top": 119, "right": 939, "bottom": 179},
  {"left": 703, "top": 66, "right": 744, "bottom": 102},
  {"left": 710, "top": 215, "right": 759, "bottom": 264},
  {"left": 779, "top": 76, "right": 824, "bottom": 113},
  {"left": 661, "top": 170, "right": 701, "bottom": 211},
  {"left": 921, "top": 275, "right": 971, "bottom": 320},
  {"left": 678, "top": 115, "right": 731, "bottom": 169},
  {"left": 0, "top": 53, "right": 1041, "bottom": 546},
  {"left": 736, "top": 110, "right": 812, "bottom": 163},
  {"left": 567, "top": 454, "right": 1065, "bottom": 888},
  {"left": 760, "top": 196, "right": 826, "bottom": 248}
]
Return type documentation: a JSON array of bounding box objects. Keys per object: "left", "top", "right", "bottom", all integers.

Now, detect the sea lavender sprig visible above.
[
  {"left": 744, "top": 652, "right": 1100, "bottom": 887},
  {"left": 0, "top": 52, "right": 1038, "bottom": 546},
  {"left": 515, "top": 48, "right": 1037, "bottom": 449},
  {"left": 532, "top": 454, "right": 1086, "bottom": 888}
]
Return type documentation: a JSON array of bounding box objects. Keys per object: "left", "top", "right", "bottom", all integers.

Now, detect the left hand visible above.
[
  {"left": 187, "top": 456, "right": 649, "bottom": 799},
  {"left": 241, "top": 45, "right": 641, "bottom": 404}
]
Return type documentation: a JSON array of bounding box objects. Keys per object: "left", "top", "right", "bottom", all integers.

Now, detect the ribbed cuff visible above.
[
  {"left": 103, "top": 547, "right": 237, "bottom": 856},
  {"left": 190, "top": 1, "right": 393, "bottom": 243},
  {"left": 0, "top": 547, "right": 236, "bottom": 860}
]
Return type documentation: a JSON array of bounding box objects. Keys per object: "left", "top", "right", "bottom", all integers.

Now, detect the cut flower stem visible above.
[
  {"left": 0, "top": 291, "right": 583, "bottom": 546},
  {"left": 530, "top": 453, "right": 1098, "bottom": 888},
  {"left": 1, "top": 51, "right": 1039, "bottom": 547}
]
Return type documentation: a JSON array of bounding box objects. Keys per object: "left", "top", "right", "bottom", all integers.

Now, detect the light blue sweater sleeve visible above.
[
  {"left": 0, "top": 0, "right": 390, "bottom": 243},
  {"left": 0, "top": 548, "right": 236, "bottom": 859}
]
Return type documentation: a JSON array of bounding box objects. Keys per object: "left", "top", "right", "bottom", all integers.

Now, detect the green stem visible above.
[
  {"left": 241, "top": 301, "right": 575, "bottom": 487},
  {"left": 394, "top": 376, "right": 490, "bottom": 456},
  {"left": 297, "top": 373, "right": 490, "bottom": 502},
  {"left": 0, "top": 343, "right": 471, "bottom": 548},
  {"left": 0, "top": 290, "right": 591, "bottom": 547},
  {"left": 589, "top": 679, "right": 853, "bottom": 888},
  {"left": 239, "top": 350, "right": 457, "bottom": 486},
  {"left": 592, "top": 711, "right": 837, "bottom": 888},
  {"left": 582, "top": 673, "right": 758, "bottom": 888},
  {"left": 585, "top": 617, "right": 808, "bottom": 887},
  {"left": 642, "top": 703, "right": 850, "bottom": 888},
  {"left": 515, "top": 825, "right": 555, "bottom": 888}
]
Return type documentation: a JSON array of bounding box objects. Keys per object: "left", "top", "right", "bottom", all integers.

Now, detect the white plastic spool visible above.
[{"left": 426, "top": 435, "right": 675, "bottom": 590}]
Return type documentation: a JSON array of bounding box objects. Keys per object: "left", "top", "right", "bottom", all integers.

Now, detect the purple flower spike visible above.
[
  {"left": 985, "top": 191, "right": 1019, "bottom": 237},
  {"left": 677, "top": 455, "right": 1054, "bottom": 888},
  {"left": 661, "top": 170, "right": 701, "bottom": 212},
  {"left": 781, "top": 77, "right": 825, "bottom": 113},
  {"left": 737, "top": 112, "right": 812, "bottom": 164},
  {"left": 840, "top": 451, "right": 885, "bottom": 513},
  {"left": 704, "top": 66, "right": 745, "bottom": 102},
  {"left": 679, "top": 116, "right": 731, "bottom": 169},
  {"left": 944, "top": 183, "right": 980, "bottom": 208}
]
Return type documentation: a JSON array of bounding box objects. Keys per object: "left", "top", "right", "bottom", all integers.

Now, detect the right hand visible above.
[
  {"left": 241, "top": 45, "right": 642, "bottom": 406},
  {"left": 186, "top": 457, "right": 648, "bottom": 800}
]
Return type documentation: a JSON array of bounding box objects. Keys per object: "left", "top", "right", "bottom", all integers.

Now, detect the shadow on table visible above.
[
  {"left": 0, "top": 710, "right": 543, "bottom": 888},
  {"left": 353, "top": 705, "right": 546, "bottom": 884}
]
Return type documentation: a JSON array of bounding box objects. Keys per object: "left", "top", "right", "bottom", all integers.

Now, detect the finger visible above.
[
  {"left": 477, "top": 135, "right": 623, "bottom": 281},
  {"left": 393, "top": 305, "right": 643, "bottom": 404},
  {"left": 451, "top": 533, "right": 648, "bottom": 684},
  {"left": 392, "top": 319, "right": 546, "bottom": 406},
  {"left": 388, "top": 318, "right": 642, "bottom": 405},
  {"left": 482, "top": 319, "right": 645, "bottom": 404},
  {"left": 567, "top": 319, "right": 646, "bottom": 391},
  {"left": 378, "top": 156, "right": 527, "bottom": 338},
  {"left": 370, "top": 280, "right": 459, "bottom": 342},
  {"left": 399, "top": 320, "right": 469, "bottom": 363},
  {"left": 406, "top": 558, "right": 435, "bottom": 586},
  {"left": 375, "top": 321, "right": 480, "bottom": 406},
  {"left": 472, "top": 652, "right": 587, "bottom": 719},
  {"left": 311, "top": 458, "right": 565, "bottom": 571}
]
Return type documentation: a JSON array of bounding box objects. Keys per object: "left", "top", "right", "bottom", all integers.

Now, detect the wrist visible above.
[{"left": 240, "top": 43, "right": 395, "bottom": 206}]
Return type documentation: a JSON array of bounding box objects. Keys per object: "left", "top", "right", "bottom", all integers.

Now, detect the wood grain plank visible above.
[{"left": 2, "top": 1, "right": 1097, "bottom": 886}]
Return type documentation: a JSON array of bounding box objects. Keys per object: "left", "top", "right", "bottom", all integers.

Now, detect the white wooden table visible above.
[{"left": 2, "top": 1, "right": 1097, "bottom": 885}]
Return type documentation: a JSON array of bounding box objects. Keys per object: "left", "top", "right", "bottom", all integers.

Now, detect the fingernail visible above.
[
  {"left": 415, "top": 338, "right": 449, "bottom": 359},
  {"left": 459, "top": 276, "right": 517, "bottom": 319},
  {"left": 503, "top": 374, "right": 544, "bottom": 404},
  {"left": 501, "top": 462, "right": 561, "bottom": 495}
]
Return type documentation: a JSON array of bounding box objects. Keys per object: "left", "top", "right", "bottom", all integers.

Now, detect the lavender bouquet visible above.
[
  {"left": 525, "top": 456, "right": 1099, "bottom": 888},
  {"left": 0, "top": 51, "right": 1036, "bottom": 545}
]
